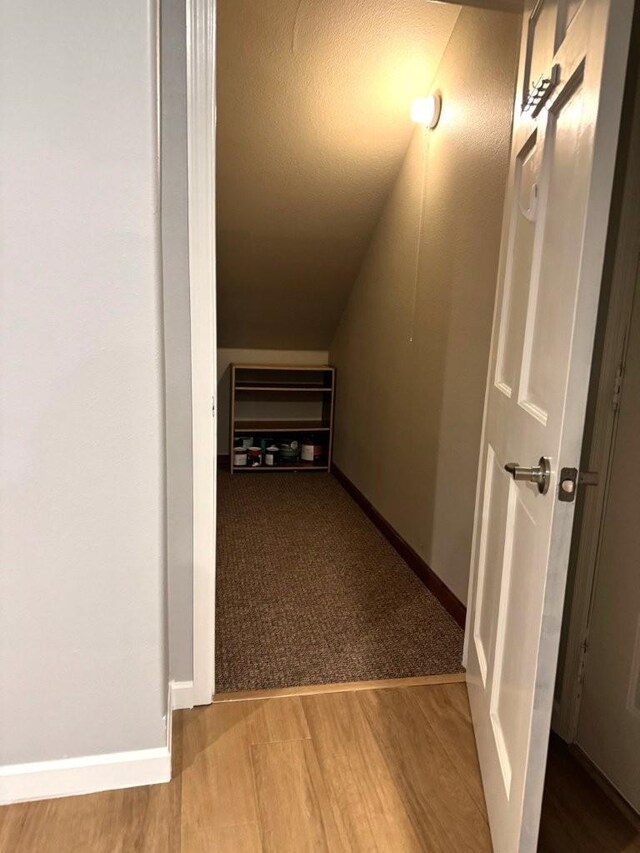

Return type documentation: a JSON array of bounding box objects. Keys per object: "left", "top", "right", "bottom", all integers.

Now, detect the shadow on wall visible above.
[{"left": 329, "top": 6, "right": 521, "bottom": 606}]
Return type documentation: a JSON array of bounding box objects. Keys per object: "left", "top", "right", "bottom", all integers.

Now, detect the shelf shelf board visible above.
[
  {"left": 233, "top": 463, "right": 329, "bottom": 472},
  {"left": 233, "top": 364, "right": 333, "bottom": 371},
  {"left": 233, "top": 420, "right": 330, "bottom": 433},
  {"left": 234, "top": 384, "right": 332, "bottom": 392}
]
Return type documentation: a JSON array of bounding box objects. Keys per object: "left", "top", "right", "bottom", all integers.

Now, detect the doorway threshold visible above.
[{"left": 214, "top": 672, "right": 466, "bottom": 703}]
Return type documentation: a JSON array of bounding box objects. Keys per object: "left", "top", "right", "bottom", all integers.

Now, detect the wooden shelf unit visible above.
[{"left": 229, "top": 364, "right": 335, "bottom": 474}]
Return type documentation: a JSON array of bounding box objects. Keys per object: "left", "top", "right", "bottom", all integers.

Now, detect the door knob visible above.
[{"left": 504, "top": 456, "right": 551, "bottom": 494}]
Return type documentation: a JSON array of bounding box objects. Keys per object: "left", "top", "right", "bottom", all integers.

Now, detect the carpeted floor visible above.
[{"left": 215, "top": 471, "right": 464, "bottom": 693}]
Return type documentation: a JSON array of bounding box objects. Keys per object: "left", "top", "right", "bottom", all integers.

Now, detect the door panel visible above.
[
  {"left": 523, "top": 0, "right": 559, "bottom": 106},
  {"left": 490, "top": 485, "right": 542, "bottom": 798},
  {"left": 557, "top": 0, "right": 582, "bottom": 45},
  {"left": 494, "top": 132, "right": 538, "bottom": 398},
  {"left": 474, "top": 445, "right": 511, "bottom": 686},
  {"left": 464, "top": 1, "right": 634, "bottom": 850},
  {"left": 493, "top": 493, "right": 541, "bottom": 764},
  {"left": 520, "top": 73, "right": 588, "bottom": 420}
]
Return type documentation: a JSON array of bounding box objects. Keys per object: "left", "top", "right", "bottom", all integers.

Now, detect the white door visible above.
[
  {"left": 575, "top": 277, "right": 640, "bottom": 813},
  {"left": 464, "top": 2, "right": 634, "bottom": 851}
]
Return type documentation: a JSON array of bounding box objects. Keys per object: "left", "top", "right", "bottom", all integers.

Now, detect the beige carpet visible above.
[{"left": 215, "top": 472, "right": 464, "bottom": 692}]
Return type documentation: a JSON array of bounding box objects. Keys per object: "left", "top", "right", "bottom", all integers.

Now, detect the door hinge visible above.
[
  {"left": 212, "top": 398, "right": 216, "bottom": 417},
  {"left": 612, "top": 363, "right": 624, "bottom": 411}
]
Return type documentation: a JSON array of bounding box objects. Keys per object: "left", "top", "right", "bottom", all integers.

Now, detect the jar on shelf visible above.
[
  {"left": 233, "top": 447, "right": 247, "bottom": 467},
  {"left": 247, "top": 447, "right": 262, "bottom": 467},
  {"left": 264, "top": 445, "right": 280, "bottom": 467},
  {"left": 301, "top": 435, "right": 323, "bottom": 463}
]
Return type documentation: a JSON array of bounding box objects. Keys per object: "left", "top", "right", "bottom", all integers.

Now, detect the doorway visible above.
[
  {"left": 212, "top": 0, "right": 521, "bottom": 696},
  {"left": 185, "top": 3, "right": 628, "bottom": 843}
]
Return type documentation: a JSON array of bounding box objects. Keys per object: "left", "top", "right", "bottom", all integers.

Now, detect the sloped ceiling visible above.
[{"left": 216, "top": 0, "right": 461, "bottom": 349}]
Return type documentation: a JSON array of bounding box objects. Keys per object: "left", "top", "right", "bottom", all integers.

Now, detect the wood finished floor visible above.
[{"left": 1, "top": 681, "right": 638, "bottom": 852}]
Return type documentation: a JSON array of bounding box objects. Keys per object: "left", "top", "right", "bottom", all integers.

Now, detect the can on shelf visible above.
[
  {"left": 233, "top": 447, "right": 247, "bottom": 467},
  {"left": 264, "top": 445, "right": 280, "bottom": 466},
  {"left": 247, "top": 446, "right": 262, "bottom": 467},
  {"left": 301, "top": 438, "right": 323, "bottom": 462}
]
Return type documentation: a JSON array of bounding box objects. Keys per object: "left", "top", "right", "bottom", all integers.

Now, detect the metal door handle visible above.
[{"left": 504, "top": 456, "right": 551, "bottom": 494}]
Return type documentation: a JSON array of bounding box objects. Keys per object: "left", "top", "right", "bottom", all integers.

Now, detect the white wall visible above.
[
  {"left": 161, "top": 0, "right": 194, "bottom": 685},
  {"left": 0, "top": 0, "right": 168, "bottom": 768},
  {"left": 217, "top": 349, "right": 330, "bottom": 454}
]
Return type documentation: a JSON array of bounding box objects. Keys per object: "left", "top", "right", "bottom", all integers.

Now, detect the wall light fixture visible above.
[{"left": 410, "top": 93, "right": 442, "bottom": 129}]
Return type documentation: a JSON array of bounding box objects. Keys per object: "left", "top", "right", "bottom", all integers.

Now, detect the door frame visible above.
[
  {"left": 554, "top": 42, "right": 640, "bottom": 741},
  {"left": 186, "top": 0, "right": 217, "bottom": 706}
]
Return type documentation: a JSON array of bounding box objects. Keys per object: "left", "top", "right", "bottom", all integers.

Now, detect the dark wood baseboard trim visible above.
[{"left": 332, "top": 464, "right": 467, "bottom": 629}]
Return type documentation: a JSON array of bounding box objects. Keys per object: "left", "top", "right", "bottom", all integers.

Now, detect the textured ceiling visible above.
[{"left": 216, "top": 0, "right": 460, "bottom": 349}]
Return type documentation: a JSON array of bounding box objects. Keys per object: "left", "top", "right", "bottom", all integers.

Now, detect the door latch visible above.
[{"left": 558, "top": 468, "right": 599, "bottom": 502}]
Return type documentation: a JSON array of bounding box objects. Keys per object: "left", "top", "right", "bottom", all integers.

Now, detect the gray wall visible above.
[
  {"left": 0, "top": 0, "right": 169, "bottom": 764},
  {"left": 161, "top": 0, "right": 194, "bottom": 683},
  {"left": 330, "top": 7, "right": 520, "bottom": 605}
]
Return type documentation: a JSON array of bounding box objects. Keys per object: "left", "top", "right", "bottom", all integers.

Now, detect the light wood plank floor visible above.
[{"left": 1, "top": 681, "right": 638, "bottom": 852}]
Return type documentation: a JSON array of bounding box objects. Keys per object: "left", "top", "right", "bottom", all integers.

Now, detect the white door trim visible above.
[
  {"left": 186, "top": 0, "right": 217, "bottom": 706},
  {"left": 554, "top": 58, "right": 640, "bottom": 741}
]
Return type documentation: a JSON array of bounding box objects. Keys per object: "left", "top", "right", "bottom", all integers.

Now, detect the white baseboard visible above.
[
  {"left": 0, "top": 745, "right": 171, "bottom": 806},
  {"left": 171, "top": 679, "right": 195, "bottom": 710},
  {"left": 0, "top": 686, "right": 173, "bottom": 805}
]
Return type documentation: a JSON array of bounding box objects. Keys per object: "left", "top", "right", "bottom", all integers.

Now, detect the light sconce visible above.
[{"left": 410, "top": 93, "right": 442, "bottom": 129}]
